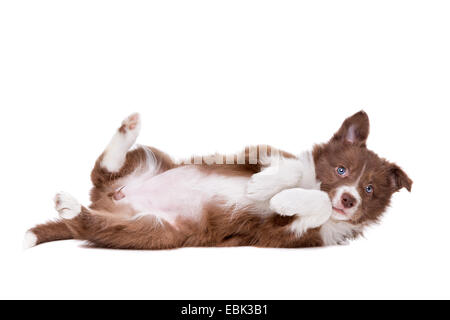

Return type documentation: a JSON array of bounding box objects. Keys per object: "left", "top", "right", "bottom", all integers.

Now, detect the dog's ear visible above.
[
  {"left": 331, "top": 111, "right": 370, "bottom": 147},
  {"left": 389, "top": 164, "right": 413, "bottom": 192}
]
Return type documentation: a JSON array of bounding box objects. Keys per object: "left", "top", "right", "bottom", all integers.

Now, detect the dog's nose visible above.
[{"left": 341, "top": 193, "right": 356, "bottom": 208}]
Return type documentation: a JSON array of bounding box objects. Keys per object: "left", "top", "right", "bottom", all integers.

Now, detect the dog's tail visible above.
[{"left": 24, "top": 220, "right": 73, "bottom": 249}]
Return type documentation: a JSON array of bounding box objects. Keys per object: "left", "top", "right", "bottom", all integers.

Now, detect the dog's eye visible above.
[
  {"left": 365, "top": 185, "right": 374, "bottom": 194},
  {"left": 336, "top": 167, "right": 347, "bottom": 176}
]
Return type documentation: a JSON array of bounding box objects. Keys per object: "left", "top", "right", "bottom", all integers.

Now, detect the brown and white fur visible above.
[{"left": 24, "top": 111, "right": 412, "bottom": 250}]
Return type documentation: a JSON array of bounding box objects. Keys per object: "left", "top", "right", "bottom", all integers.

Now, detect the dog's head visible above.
[{"left": 313, "top": 111, "right": 412, "bottom": 224}]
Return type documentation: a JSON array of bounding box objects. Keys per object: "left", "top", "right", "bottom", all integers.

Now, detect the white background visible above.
[{"left": 1, "top": 0, "right": 449, "bottom": 299}]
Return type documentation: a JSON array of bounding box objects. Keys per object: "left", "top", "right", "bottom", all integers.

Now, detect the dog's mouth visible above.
[
  {"left": 332, "top": 207, "right": 346, "bottom": 215},
  {"left": 331, "top": 206, "right": 351, "bottom": 221}
]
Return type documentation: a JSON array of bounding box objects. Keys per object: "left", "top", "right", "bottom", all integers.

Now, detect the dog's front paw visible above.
[
  {"left": 269, "top": 189, "right": 299, "bottom": 216},
  {"left": 246, "top": 170, "right": 282, "bottom": 201},
  {"left": 54, "top": 192, "right": 81, "bottom": 219},
  {"left": 271, "top": 188, "right": 332, "bottom": 236},
  {"left": 270, "top": 188, "right": 332, "bottom": 218}
]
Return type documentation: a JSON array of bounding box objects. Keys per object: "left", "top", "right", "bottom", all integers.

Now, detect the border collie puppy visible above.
[{"left": 24, "top": 111, "right": 412, "bottom": 249}]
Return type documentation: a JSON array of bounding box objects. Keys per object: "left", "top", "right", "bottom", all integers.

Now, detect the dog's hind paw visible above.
[{"left": 54, "top": 192, "right": 81, "bottom": 219}]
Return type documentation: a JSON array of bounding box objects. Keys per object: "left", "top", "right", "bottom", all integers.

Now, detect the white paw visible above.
[
  {"left": 270, "top": 188, "right": 332, "bottom": 217},
  {"left": 270, "top": 190, "right": 299, "bottom": 216},
  {"left": 290, "top": 214, "right": 331, "bottom": 236},
  {"left": 54, "top": 192, "right": 81, "bottom": 219},
  {"left": 270, "top": 188, "right": 332, "bottom": 236},
  {"left": 119, "top": 112, "right": 141, "bottom": 139},
  {"left": 23, "top": 231, "right": 37, "bottom": 249},
  {"left": 246, "top": 169, "right": 283, "bottom": 201},
  {"left": 101, "top": 113, "right": 141, "bottom": 172}
]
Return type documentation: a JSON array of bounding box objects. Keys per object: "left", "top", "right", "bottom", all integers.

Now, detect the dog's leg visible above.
[
  {"left": 90, "top": 113, "right": 175, "bottom": 189},
  {"left": 22, "top": 192, "right": 84, "bottom": 248},
  {"left": 100, "top": 113, "right": 142, "bottom": 173},
  {"left": 246, "top": 158, "right": 304, "bottom": 201},
  {"left": 54, "top": 192, "right": 182, "bottom": 249},
  {"left": 270, "top": 188, "right": 332, "bottom": 236},
  {"left": 23, "top": 192, "right": 83, "bottom": 249}
]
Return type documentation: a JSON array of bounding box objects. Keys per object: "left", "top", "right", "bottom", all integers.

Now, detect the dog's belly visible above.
[{"left": 118, "top": 166, "right": 253, "bottom": 224}]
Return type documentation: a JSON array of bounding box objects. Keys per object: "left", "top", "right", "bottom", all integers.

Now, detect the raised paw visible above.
[
  {"left": 246, "top": 169, "right": 283, "bottom": 201},
  {"left": 270, "top": 188, "right": 332, "bottom": 217},
  {"left": 101, "top": 113, "right": 142, "bottom": 172},
  {"left": 269, "top": 190, "right": 298, "bottom": 216},
  {"left": 119, "top": 113, "right": 141, "bottom": 136},
  {"left": 54, "top": 192, "right": 82, "bottom": 219},
  {"left": 270, "top": 188, "right": 333, "bottom": 236}
]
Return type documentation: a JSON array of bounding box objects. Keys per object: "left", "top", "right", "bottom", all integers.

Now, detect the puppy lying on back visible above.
[{"left": 25, "top": 111, "right": 412, "bottom": 249}]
